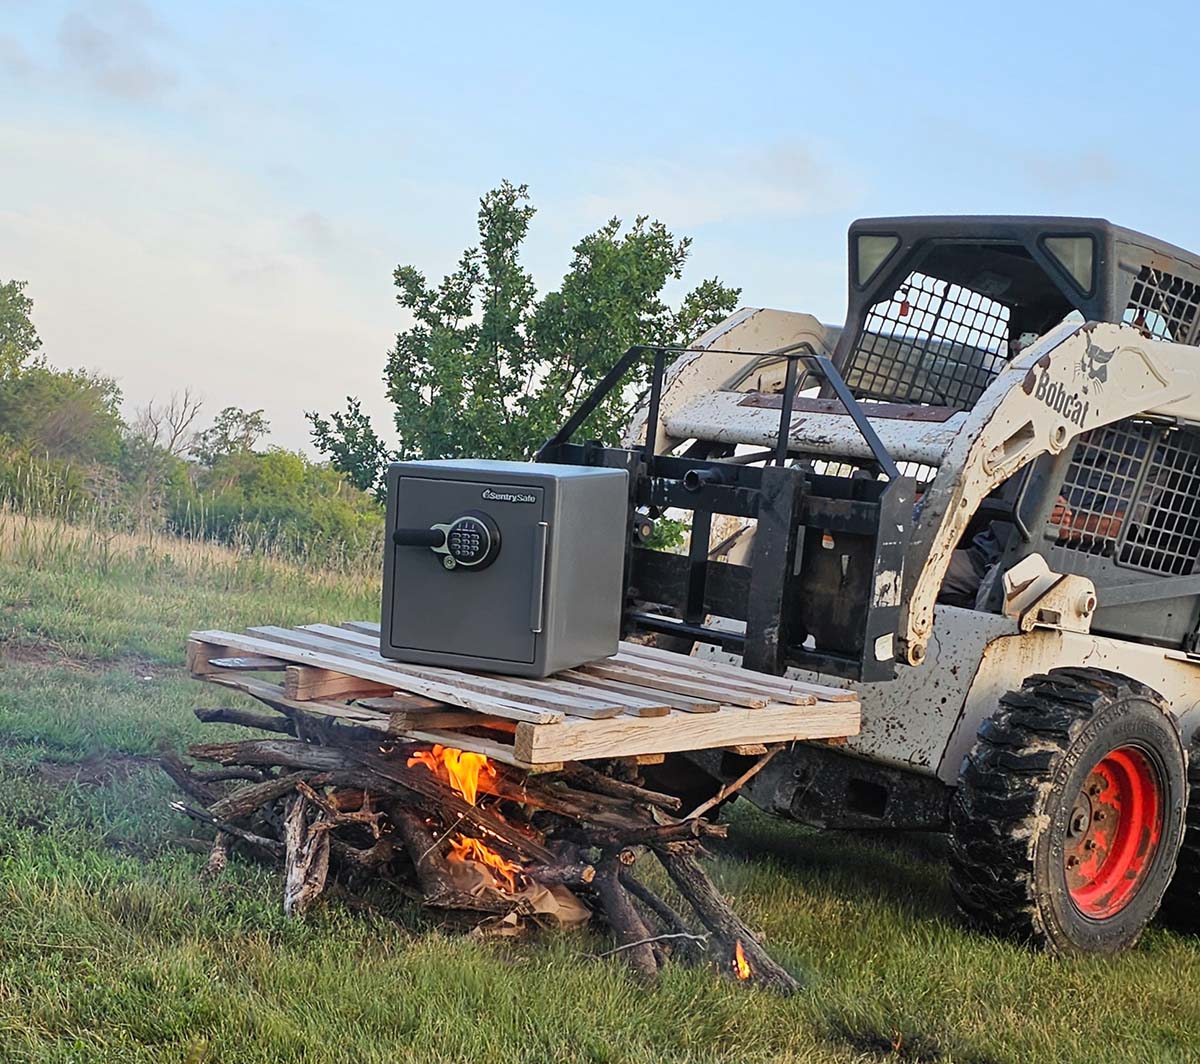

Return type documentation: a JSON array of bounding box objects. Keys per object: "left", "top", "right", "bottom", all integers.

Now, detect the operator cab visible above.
[{"left": 833, "top": 217, "right": 1200, "bottom": 650}]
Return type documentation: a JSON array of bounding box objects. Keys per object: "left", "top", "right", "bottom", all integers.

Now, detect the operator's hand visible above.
[{"left": 1049, "top": 495, "right": 1072, "bottom": 528}]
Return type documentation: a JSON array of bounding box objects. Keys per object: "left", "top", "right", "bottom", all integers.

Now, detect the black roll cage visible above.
[{"left": 536, "top": 343, "right": 914, "bottom": 681}]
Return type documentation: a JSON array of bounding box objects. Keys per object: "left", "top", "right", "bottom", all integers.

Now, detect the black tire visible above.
[
  {"left": 948, "top": 667, "right": 1187, "bottom": 954},
  {"left": 1160, "top": 740, "right": 1200, "bottom": 932}
]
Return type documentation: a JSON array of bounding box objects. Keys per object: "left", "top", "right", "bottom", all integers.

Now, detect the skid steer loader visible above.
[{"left": 536, "top": 216, "right": 1200, "bottom": 954}]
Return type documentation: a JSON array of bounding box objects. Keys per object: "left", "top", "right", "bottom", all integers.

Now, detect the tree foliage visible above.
[
  {"left": 0, "top": 364, "right": 125, "bottom": 466},
  {"left": 308, "top": 398, "right": 391, "bottom": 501},
  {"left": 0, "top": 279, "right": 41, "bottom": 379},
  {"left": 190, "top": 406, "right": 271, "bottom": 466},
  {"left": 309, "top": 182, "right": 740, "bottom": 494}
]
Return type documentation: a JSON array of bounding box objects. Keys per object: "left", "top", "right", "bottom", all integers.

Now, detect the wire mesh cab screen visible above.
[
  {"left": 1124, "top": 265, "right": 1200, "bottom": 344},
  {"left": 841, "top": 271, "right": 1011, "bottom": 410},
  {"left": 1051, "top": 420, "right": 1200, "bottom": 577}
]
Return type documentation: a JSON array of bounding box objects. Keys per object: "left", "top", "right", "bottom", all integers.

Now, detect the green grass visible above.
[{"left": 3, "top": 509, "right": 1200, "bottom": 1063}]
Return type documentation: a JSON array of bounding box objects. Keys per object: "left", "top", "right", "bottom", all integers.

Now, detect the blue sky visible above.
[{"left": 2, "top": 0, "right": 1196, "bottom": 450}]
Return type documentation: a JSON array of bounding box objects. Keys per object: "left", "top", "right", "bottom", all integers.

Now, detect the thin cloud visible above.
[
  {"left": 0, "top": 33, "right": 33, "bottom": 78},
  {"left": 1023, "top": 149, "right": 1121, "bottom": 195},
  {"left": 571, "top": 140, "right": 862, "bottom": 230},
  {"left": 57, "top": 1, "right": 177, "bottom": 101}
]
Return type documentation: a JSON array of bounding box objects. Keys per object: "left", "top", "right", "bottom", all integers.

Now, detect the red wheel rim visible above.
[{"left": 1065, "top": 745, "right": 1164, "bottom": 919}]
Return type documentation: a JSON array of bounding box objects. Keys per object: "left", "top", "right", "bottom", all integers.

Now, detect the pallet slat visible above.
[
  {"left": 578, "top": 662, "right": 768, "bottom": 709},
  {"left": 620, "top": 641, "right": 857, "bottom": 703},
  {"left": 609, "top": 652, "right": 816, "bottom": 706},
  {"left": 557, "top": 670, "right": 719, "bottom": 714},
  {"left": 309, "top": 624, "right": 670, "bottom": 718},
  {"left": 191, "top": 630, "right": 563, "bottom": 726}
]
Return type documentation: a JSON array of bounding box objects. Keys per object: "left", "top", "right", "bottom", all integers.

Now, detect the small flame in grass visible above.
[
  {"left": 407, "top": 744, "right": 496, "bottom": 805},
  {"left": 733, "top": 940, "right": 751, "bottom": 981},
  {"left": 447, "top": 834, "right": 522, "bottom": 892}
]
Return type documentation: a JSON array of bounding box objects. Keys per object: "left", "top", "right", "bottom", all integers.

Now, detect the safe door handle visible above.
[
  {"left": 530, "top": 521, "right": 549, "bottom": 633},
  {"left": 392, "top": 527, "right": 446, "bottom": 548}
]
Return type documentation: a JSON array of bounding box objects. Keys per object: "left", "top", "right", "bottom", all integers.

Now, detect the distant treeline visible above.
[{"left": 0, "top": 279, "right": 383, "bottom": 567}]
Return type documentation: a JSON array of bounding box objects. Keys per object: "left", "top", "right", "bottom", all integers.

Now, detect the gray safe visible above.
[{"left": 380, "top": 460, "right": 629, "bottom": 677}]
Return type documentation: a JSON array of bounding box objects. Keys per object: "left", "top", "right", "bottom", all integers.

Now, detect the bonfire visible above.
[{"left": 162, "top": 714, "right": 799, "bottom": 992}]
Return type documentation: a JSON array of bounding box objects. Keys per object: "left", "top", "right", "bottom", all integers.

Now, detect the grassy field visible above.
[{"left": 2, "top": 509, "right": 1200, "bottom": 1063}]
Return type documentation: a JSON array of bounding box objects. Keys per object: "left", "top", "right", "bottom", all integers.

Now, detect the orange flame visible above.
[
  {"left": 447, "top": 833, "right": 522, "bottom": 892},
  {"left": 733, "top": 940, "right": 751, "bottom": 980},
  {"left": 407, "top": 744, "right": 496, "bottom": 805}
]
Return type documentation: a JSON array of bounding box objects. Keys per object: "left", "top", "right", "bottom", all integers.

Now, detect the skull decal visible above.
[{"left": 1078, "top": 342, "right": 1115, "bottom": 394}]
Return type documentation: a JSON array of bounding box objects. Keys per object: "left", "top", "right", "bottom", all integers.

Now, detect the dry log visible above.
[
  {"left": 208, "top": 771, "right": 309, "bottom": 821},
  {"left": 330, "top": 835, "right": 395, "bottom": 876},
  {"left": 484, "top": 776, "right": 649, "bottom": 831},
  {"left": 586, "top": 819, "right": 728, "bottom": 849},
  {"left": 685, "top": 746, "right": 779, "bottom": 820},
  {"left": 169, "top": 801, "right": 284, "bottom": 858},
  {"left": 618, "top": 869, "right": 702, "bottom": 962},
  {"left": 594, "top": 853, "right": 658, "bottom": 982},
  {"left": 190, "top": 766, "right": 269, "bottom": 783},
  {"left": 283, "top": 793, "right": 331, "bottom": 916},
  {"left": 188, "top": 738, "right": 352, "bottom": 772},
  {"left": 523, "top": 861, "right": 596, "bottom": 887},
  {"left": 159, "top": 748, "right": 222, "bottom": 806},
  {"left": 194, "top": 705, "right": 294, "bottom": 734},
  {"left": 655, "top": 848, "right": 801, "bottom": 994},
  {"left": 562, "top": 764, "right": 682, "bottom": 813}
]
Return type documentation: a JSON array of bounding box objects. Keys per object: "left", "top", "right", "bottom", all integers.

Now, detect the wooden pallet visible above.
[{"left": 187, "top": 621, "right": 859, "bottom": 771}]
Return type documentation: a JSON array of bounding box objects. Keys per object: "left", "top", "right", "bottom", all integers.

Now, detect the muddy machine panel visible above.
[{"left": 381, "top": 460, "right": 628, "bottom": 677}]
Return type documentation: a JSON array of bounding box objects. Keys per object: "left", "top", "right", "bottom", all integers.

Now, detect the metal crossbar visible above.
[{"left": 538, "top": 344, "right": 901, "bottom": 480}]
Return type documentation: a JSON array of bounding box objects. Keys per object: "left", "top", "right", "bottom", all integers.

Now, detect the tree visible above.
[
  {"left": 307, "top": 397, "right": 390, "bottom": 501},
  {"left": 0, "top": 279, "right": 42, "bottom": 379},
  {"left": 191, "top": 406, "right": 270, "bottom": 466},
  {"left": 133, "top": 388, "right": 204, "bottom": 457},
  {"left": 0, "top": 364, "right": 124, "bottom": 465},
  {"left": 308, "top": 181, "right": 740, "bottom": 492}
]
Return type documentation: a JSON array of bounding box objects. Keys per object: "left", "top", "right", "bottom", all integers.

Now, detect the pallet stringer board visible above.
[{"left": 515, "top": 701, "right": 859, "bottom": 764}]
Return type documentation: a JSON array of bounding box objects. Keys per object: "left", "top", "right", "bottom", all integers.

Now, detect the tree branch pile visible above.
[{"left": 162, "top": 706, "right": 801, "bottom": 993}]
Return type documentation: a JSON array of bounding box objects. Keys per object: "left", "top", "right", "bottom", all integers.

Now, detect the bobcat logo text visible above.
[{"left": 1032, "top": 370, "right": 1090, "bottom": 427}]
